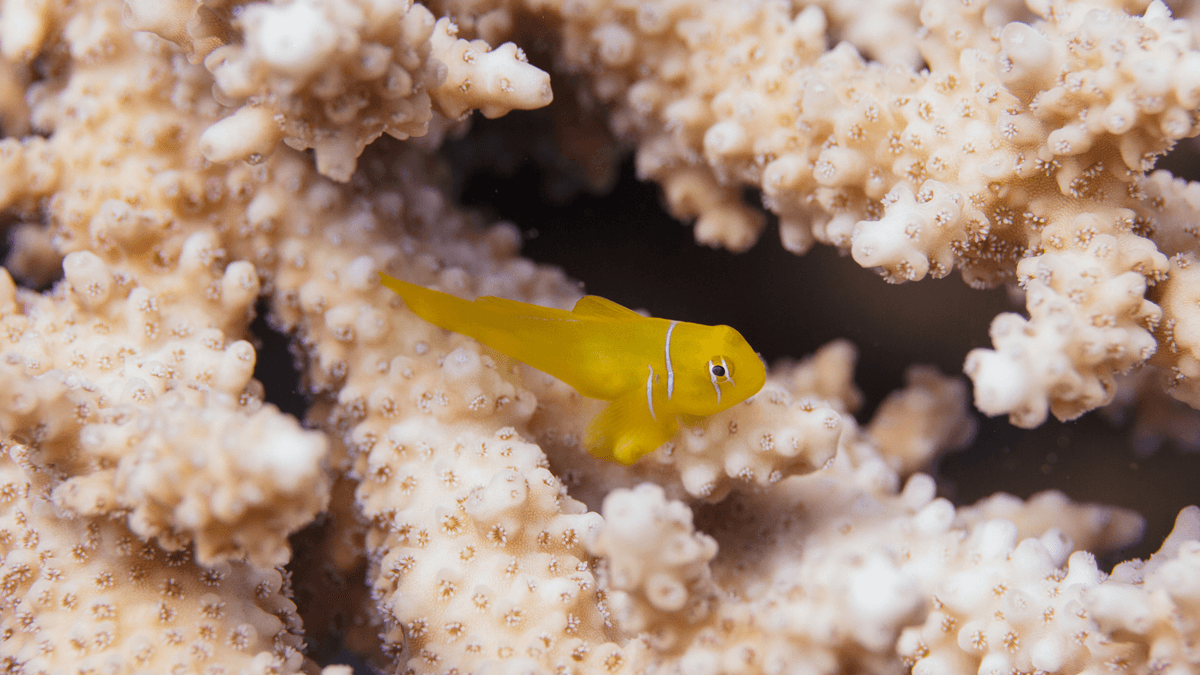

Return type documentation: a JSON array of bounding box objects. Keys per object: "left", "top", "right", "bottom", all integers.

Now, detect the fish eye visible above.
[{"left": 708, "top": 358, "right": 732, "bottom": 380}]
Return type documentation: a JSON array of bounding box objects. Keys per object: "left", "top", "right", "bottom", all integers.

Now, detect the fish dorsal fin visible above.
[{"left": 572, "top": 295, "right": 642, "bottom": 319}]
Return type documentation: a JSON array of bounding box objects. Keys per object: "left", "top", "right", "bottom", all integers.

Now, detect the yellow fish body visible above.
[{"left": 380, "top": 273, "right": 766, "bottom": 464}]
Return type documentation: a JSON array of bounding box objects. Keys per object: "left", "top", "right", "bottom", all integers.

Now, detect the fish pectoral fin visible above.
[
  {"left": 572, "top": 295, "right": 644, "bottom": 320},
  {"left": 676, "top": 413, "right": 708, "bottom": 429},
  {"left": 585, "top": 390, "right": 678, "bottom": 465}
]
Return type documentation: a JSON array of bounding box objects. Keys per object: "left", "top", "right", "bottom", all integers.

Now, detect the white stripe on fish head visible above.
[
  {"left": 665, "top": 321, "right": 678, "bottom": 399},
  {"left": 646, "top": 365, "right": 657, "bottom": 421}
]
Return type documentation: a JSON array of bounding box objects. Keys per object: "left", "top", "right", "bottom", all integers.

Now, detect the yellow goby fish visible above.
[{"left": 380, "top": 273, "right": 767, "bottom": 465}]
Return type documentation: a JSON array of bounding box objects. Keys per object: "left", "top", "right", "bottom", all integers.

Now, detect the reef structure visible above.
[{"left": 0, "top": 1, "right": 1196, "bottom": 674}]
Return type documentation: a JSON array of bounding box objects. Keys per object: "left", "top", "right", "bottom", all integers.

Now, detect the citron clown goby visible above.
[{"left": 380, "top": 273, "right": 767, "bottom": 465}]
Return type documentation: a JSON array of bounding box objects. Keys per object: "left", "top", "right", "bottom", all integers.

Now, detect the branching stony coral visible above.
[
  {"left": 899, "top": 506, "right": 1200, "bottom": 675},
  {"left": 0, "top": 451, "right": 310, "bottom": 674},
  {"left": 423, "top": 0, "right": 1200, "bottom": 430},
  {"left": 124, "top": 0, "right": 553, "bottom": 181},
  {"left": 0, "top": 0, "right": 1196, "bottom": 674},
  {"left": 0, "top": 246, "right": 330, "bottom": 568}
]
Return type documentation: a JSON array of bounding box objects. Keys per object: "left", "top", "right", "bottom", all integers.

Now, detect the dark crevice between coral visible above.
[
  {"left": 0, "top": 217, "right": 12, "bottom": 276},
  {"left": 0, "top": 218, "right": 60, "bottom": 293},
  {"left": 289, "top": 488, "right": 384, "bottom": 675},
  {"left": 942, "top": 414, "right": 1200, "bottom": 568},
  {"left": 442, "top": 76, "right": 623, "bottom": 206},
  {"left": 249, "top": 299, "right": 309, "bottom": 420},
  {"left": 4, "top": 222, "right": 62, "bottom": 291},
  {"left": 4, "top": 46, "right": 69, "bottom": 140},
  {"left": 1156, "top": 136, "right": 1200, "bottom": 183},
  {"left": 256, "top": 301, "right": 382, "bottom": 673}
]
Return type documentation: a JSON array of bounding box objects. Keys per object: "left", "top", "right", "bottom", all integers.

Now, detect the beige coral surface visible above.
[
  {"left": 426, "top": 0, "right": 1200, "bottom": 429},
  {"left": 0, "top": 0, "right": 1196, "bottom": 674}
]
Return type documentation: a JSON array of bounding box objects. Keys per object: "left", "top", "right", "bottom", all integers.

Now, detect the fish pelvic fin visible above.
[{"left": 585, "top": 389, "right": 678, "bottom": 465}]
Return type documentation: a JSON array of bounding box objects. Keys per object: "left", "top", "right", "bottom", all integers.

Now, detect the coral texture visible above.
[
  {"left": 126, "top": 0, "right": 552, "bottom": 181},
  {"left": 426, "top": 0, "right": 1200, "bottom": 429},
  {"left": 0, "top": 454, "right": 309, "bottom": 675},
  {"left": 899, "top": 506, "right": 1200, "bottom": 675},
  {"left": 0, "top": 0, "right": 1195, "bottom": 674}
]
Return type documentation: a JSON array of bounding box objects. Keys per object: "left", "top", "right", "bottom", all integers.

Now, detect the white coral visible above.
[
  {"left": 587, "top": 484, "right": 718, "bottom": 648},
  {"left": 0, "top": 456, "right": 308, "bottom": 675},
  {"left": 425, "top": 0, "right": 1200, "bottom": 426},
  {"left": 901, "top": 506, "right": 1199, "bottom": 675},
  {"left": 126, "top": 0, "right": 554, "bottom": 181},
  {"left": 0, "top": 0, "right": 1196, "bottom": 674}
]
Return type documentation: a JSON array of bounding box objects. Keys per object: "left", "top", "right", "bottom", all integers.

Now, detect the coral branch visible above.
[{"left": 0, "top": 0, "right": 1196, "bottom": 673}]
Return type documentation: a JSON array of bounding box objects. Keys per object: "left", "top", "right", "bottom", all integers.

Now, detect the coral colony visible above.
[{"left": 0, "top": 0, "right": 1197, "bottom": 674}]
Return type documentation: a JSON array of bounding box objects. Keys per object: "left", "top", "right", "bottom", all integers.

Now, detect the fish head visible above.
[{"left": 673, "top": 323, "right": 766, "bottom": 416}]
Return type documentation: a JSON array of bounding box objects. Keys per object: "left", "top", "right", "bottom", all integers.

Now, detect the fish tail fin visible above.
[
  {"left": 585, "top": 389, "right": 678, "bottom": 465},
  {"left": 379, "top": 273, "right": 477, "bottom": 333}
]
